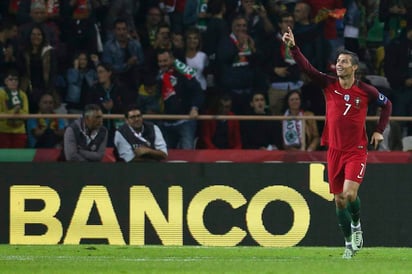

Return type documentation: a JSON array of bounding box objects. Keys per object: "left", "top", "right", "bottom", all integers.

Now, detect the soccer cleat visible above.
[
  {"left": 351, "top": 230, "right": 363, "bottom": 252},
  {"left": 342, "top": 247, "right": 354, "bottom": 259}
]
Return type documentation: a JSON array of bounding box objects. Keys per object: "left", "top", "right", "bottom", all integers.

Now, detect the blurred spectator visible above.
[
  {"left": 104, "top": 0, "right": 139, "bottom": 41},
  {"left": 384, "top": 26, "right": 412, "bottom": 134},
  {"left": 379, "top": 0, "right": 412, "bottom": 45},
  {"left": 90, "top": 62, "right": 134, "bottom": 147},
  {"left": 17, "top": 24, "right": 57, "bottom": 113},
  {"left": 282, "top": 90, "right": 319, "bottom": 151},
  {"left": 27, "top": 92, "right": 65, "bottom": 148},
  {"left": 159, "top": 0, "right": 186, "bottom": 33},
  {"left": 102, "top": 18, "right": 144, "bottom": 91},
  {"left": 0, "top": 70, "right": 29, "bottom": 148},
  {"left": 0, "top": 19, "right": 19, "bottom": 81},
  {"left": 137, "top": 5, "right": 165, "bottom": 51},
  {"left": 157, "top": 49, "right": 204, "bottom": 149},
  {"left": 60, "top": 0, "right": 100, "bottom": 57},
  {"left": 304, "top": 0, "right": 344, "bottom": 67},
  {"left": 64, "top": 103, "right": 107, "bottom": 162},
  {"left": 114, "top": 104, "right": 167, "bottom": 162},
  {"left": 199, "top": 93, "right": 242, "bottom": 149},
  {"left": 293, "top": 1, "right": 325, "bottom": 70},
  {"left": 265, "top": 12, "right": 302, "bottom": 115},
  {"left": 65, "top": 51, "right": 98, "bottom": 114},
  {"left": 18, "top": 1, "right": 61, "bottom": 53},
  {"left": 171, "top": 29, "right": 185, "bottom": 53},
  {"left": 137, "top": 75, "right": 163, "bottom": 114},
  {"left": 185, "top": 27, "right": 208, "bottom": 91},
  {"left": 183, "top": 0, "right": 209, "bottom": 31},
  {"left": 216, "top": 15, "right": 257, "bottom": 114},
  {"left": 202, "top": 0, "right": 230, "bottom": 91},
  {"left": 0, "top": 69, "right": 29, "bottom": 148},
  {"left": 240, "top": 91, "right": 282, "bottom": 150}
]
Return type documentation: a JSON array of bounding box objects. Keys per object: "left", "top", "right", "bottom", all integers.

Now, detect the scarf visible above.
[
  {"left": 37, "top": 117, "right": 59, "bottom": 131},
  {"left": 73, "top": 0, "right": 91, "bottom": 20},
  {"left": 230, "top": 33, "right": 252, "bottom": 67},
  {"left": 8, "top": 0, "right": 20, "bottom": 14},
  {"left": 161, "top": 59, "right": 196, "bottom": 101},
  {"left": 197, "top": 0, "right": 208, "bottom": 31},
  {"left": 5, "top": 88, "right": 23, "bottom": 109},
  {"left": 282, "top": 109, "right": 303, "bottom": 147}
]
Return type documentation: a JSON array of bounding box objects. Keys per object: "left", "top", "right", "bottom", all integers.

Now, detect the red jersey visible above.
[{"left": 291, "top": 47, "right": 392, "bottom": 151}]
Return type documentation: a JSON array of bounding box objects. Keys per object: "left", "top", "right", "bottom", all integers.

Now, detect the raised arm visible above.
[{"left": 282, "top": 27, "right": 330, "bottom": 87}]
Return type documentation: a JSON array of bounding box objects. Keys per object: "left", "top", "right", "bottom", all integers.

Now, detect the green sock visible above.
[
  {"left": 348, "top": 196, "right": 361, "bottom": 226},
  {"left": 336, "top": 207, "right": 352, "bottom": 240}
]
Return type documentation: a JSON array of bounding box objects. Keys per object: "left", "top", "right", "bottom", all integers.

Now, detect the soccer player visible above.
[{"left": 282, "top": 27, "right": 392, "bottom": 259}]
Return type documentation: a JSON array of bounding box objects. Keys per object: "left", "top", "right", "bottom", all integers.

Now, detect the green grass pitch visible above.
[{"left": 0, "top": 245, "right": 411, "bottom": 273}]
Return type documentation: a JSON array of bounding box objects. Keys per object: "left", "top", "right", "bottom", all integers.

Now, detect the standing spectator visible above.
[
  {"left": 265, "top": 12, "right": 302, "bottom": 115},
  {"left": 157, "top": 49, "right": 204, "bottom": 149},
  {"left": 64, "top": 103, "right": 108, "bottom": 162},
  {"left": 65, "top": 51, "right": 99, "bottom": 114},
  {"left": 183, "top": 0, "right": 209, "bottom": 31},
  {"left": 282, "top": 90, "right": 320, "bottom": 151},
  {"left": 216, "top": 15, "right": 257, "bottom": 114},
  {"left": 0, "top": 20, "right": 19, "bottom": 81},
  {"left": 379, "top": 0, "right": 412, "bottom": 45},
  {"left": 202, "top": 0, "right": 230, "bottom": 91},
  {"left": 90, "top": 62, "right": 134, "bottom": 147},
  {"left": 185, "top": 27, "right": 208, "bottom": 91},
  {"left": 0, "top": 70, "right": 29, "bottom": 148},
  {"left": 104, "top": 0, "right": 139, "bottom": 41},
  {"left": 27, "top": 93, "right": 65, "bottom": 148},
  {"left": 60, "top": 0, "right": 99, "bottom": 57},
  {"left": 199, "top": 94, "right": 242, "bottom": 149},
  {"left": 304, "top": 0, "right": 344, "bottom": 68},
  {"left": 240, "top": 91, "right": 282, "bottom": 150},
  {"left": 137, "top": 5, "right": 165, "bottom": 51},
  {"left": 114, "top": 104, "right": 167, "bottom": 162},
  {"left": 293, "top": 1, "right": 325, "bottom": 70},
  {"left": 384, "top": 26, "right": 412, "bottom": 134},
  {"left": 18, "top": 25, "right": 57, "bottom": 113},
  {"left": 102, "top": 18, "right": 144, "bottom": 91}
]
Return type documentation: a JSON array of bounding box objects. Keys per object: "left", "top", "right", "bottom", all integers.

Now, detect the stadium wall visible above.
[{"left": 0, "top": 162, "right": 411, "bottom": 247}]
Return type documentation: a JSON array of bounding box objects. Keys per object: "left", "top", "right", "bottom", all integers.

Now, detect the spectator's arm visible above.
[
  {"left": 78, "top": 131, "right": 108, "bottom": 161},
  {"left": 64, "top": 127, "right": 87, "bottom": 161}
]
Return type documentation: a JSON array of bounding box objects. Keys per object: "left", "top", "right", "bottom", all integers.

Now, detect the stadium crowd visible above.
[{"left": 0, "top": 0, "right": 411, "bottom": 156}]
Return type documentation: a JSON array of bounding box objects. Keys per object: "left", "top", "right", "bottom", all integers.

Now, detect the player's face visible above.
[{"left": 336, "top": 54, "right": 356, "bottom": 78}]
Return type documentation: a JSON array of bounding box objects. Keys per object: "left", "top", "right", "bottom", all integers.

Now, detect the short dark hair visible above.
[
  {"left": 83, "top": 104, "right": 102, "bottom": 117},
  {"left": 337, "top": 49, "right": 360, "bottom": 66},
  {"left": 4, "top": 68, "right": 19, "bottom": 79},
  {"left": 207, "top": 0, "right": 225, "bottom": 15},
  {"left": 124, "top": 104, "right": 141, "bottom": 118},
  {"left": 113, "top": 18, "right": 128, "bottom": 28}
]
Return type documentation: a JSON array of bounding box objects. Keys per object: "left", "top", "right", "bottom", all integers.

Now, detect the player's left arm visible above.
[{"left": 364, "top": 82, "right": 392, "bottom": 149}]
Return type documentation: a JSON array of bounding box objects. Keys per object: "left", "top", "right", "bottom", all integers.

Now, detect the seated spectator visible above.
[
  {"left": 241, "top": 92, "right": 282, "bottom": 150},
  {"left": 282, "top": 90, "right": 319, "bottom": 151},
  {"left": 63, "top": 104, "right": 107, "bottom": 162},
  {"left": 27, "top": 93, "right": 65, "bottom": 148},
  {"left": 114, "top": 104, "right": 167, "bottom": 162},
  {"left": 0, "top": 70, "right": 29, "bottom": 148},
  {"left": 65, "top": 51, "right": 98, "bottom": 114},
  {"left": 199, "top": 94, "right": 242, "bottom": 149},
  {"left": 17, "top": 24, "right": 57, "bottom": 113},
  {"left": 157, "top": 49, "right": 204, "bottom": 149}
]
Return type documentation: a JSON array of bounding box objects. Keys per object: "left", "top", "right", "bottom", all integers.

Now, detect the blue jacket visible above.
[
  {"left": 102, "top": 38, "right": 144, "bottom": 73},
  {"left": 66, "top": 68, "right": 97, "bottom": 105}
]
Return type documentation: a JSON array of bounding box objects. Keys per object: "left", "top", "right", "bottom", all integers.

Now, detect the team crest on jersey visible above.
[
  {"left": 355, "top": 97, "right": 361, "bottom": 108},
  {"left": 344, "top": 94, "right": 350, "bottom": 102}
]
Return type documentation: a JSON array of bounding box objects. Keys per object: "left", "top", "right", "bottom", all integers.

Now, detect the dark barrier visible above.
[{"left": 0, "top": 163, "right": 411, "bottom": 247}]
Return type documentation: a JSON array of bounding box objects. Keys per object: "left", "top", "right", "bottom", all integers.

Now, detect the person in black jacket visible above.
[{"left": 157, "top": 49, "right": 204, "bottom": 149}]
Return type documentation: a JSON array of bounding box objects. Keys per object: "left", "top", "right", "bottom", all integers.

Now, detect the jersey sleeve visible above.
[
  {"left": 290, "top": 46, "right": 332, "bottom": 88},
  {"left": 362, "top": 82, "right": 392, "bottom": 134}
]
